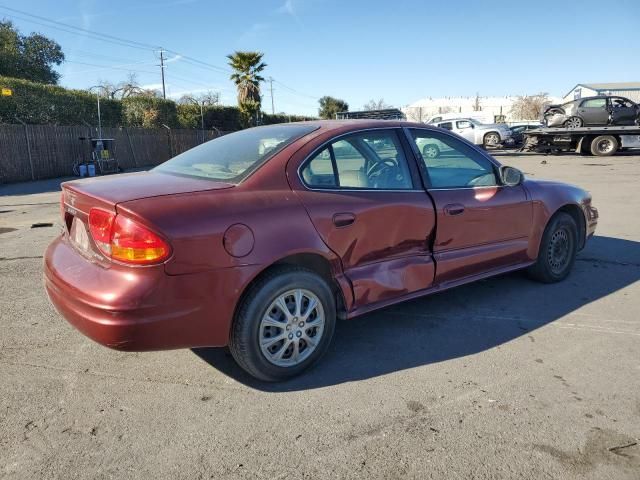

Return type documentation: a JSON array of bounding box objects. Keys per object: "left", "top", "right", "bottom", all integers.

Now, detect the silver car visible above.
[{"left": 428, "top": 118, "right": 512, "bottom": 151}]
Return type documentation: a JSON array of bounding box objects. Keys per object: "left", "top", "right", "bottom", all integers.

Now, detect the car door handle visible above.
[
  {"left": 333, "top": 212, "right": 356, "bottom": 227},
  {"left": 444, "top": 204, "right": 465, "bottom": 216}
]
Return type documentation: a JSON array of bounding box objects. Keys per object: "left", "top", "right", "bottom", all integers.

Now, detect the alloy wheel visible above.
[
  {"left": 485, "top": 133, "right": 500, "bottom": 146},
  {"left": 423, "top": 145, "right": 439, "bottom": 158},
  {"left": 259, "top": 289, "right": 325, "bottom": 367},
  {"left": 565, "top": 117, "right": 582, "bottom": 128}
]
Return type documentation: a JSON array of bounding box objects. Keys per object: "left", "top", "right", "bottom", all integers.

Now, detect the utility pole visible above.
[
  {"left": 199, "top": 101, "right": 205, "bottom": 143},
  {"left": 88, "top": 86, "right": 103, "bottom": 139},
  {"left": 159, "top": 49, "right": 166, "bottom": 99},
  {"left": 269, "top": 77, "right": 275, "bottom": 114}
]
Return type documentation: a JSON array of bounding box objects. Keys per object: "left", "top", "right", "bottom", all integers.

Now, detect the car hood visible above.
[
  {"left": 63, "top": 170, "right": 234, "bottom": 205},
  {"left": 479, "top": 123, "right": 511, "bottom": 132}
]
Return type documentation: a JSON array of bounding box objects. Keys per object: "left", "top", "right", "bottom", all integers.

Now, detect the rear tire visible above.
[
  {"left": 564, "top": 116, "right": 583, "bottom": 128},
  {"left": 229, "top": 266, "right": 336, "bottom": 382},
  {"left": 527, "top": 212, "right": 578, "bottom": 283},
  {"left": 590, "top": 135, "right": 618, "bottom": 156}
]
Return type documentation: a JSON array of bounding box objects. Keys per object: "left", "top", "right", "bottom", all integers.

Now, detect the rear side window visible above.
[
  {"left": 581, "top": 98, "right": 606, "bottom": 108},
  {"left": 439, "top": 122, "right": 453, "bottom": 130},
  {"left": 301, "top": 130, "right": 413, "bottom": 190},
  {"left": 301, "top": 148, "right": 336, "bottom": 187},
  {"left": 155, "top": 124, "right": 317, "bottom": 182}
]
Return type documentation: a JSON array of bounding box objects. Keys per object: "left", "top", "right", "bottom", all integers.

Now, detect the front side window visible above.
[
  {"left": 155, "top": 124, "right": 317, "bottom": 182},
  {"left": 610, "top": 97, "right": 634, "bottom": 108},
  {"left": 409, "top": 129, "right": 498, "bottom": 188},
  {"left": 456, "top": 120, "right": 473, "bottom": 129},
  {"left": 581, "top": 98, "right": 607, "bottom": 108},
  {"left": 301, "top": 130, "right": 413, "bottom": 190}
]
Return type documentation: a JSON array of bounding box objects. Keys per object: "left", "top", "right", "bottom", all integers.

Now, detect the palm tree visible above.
[{"left": 227, "top": 51, "right": 267, "bottom": 108}]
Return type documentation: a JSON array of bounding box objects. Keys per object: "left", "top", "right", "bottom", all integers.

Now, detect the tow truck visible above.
[{"left": 521, "top": 125, "right": 640, "bottom": 156}]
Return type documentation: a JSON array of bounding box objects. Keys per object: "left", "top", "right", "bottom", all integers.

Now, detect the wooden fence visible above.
[{"left": 0, "top": 125, "right": 227, "bottom": 184}]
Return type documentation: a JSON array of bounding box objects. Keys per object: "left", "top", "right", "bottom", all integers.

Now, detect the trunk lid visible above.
[
  {"left": 63, "top": 170, "right": 233, "bottom": 207},
  {"left": 60, "top": 170, "right": 233, "bottom": 261}
]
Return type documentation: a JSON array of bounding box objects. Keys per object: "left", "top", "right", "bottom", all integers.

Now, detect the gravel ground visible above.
[{"left": 1, "top": 151, "right": 639, "bottom": 479}]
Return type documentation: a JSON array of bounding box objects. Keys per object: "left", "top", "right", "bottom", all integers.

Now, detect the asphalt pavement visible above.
[{"left": 1, "top": 150, "right": 639, "bottom": 479}]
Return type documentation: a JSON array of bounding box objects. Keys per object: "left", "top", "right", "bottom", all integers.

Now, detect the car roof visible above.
[
  {"left": 572, "top": 95, "right": 629, "bottom": 102},
  {"left": 289, "top": 119, "right": 438, "bottom": 134}
]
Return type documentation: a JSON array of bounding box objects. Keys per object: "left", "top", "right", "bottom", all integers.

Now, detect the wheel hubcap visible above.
[
  {"left": 486, "top": 134, "right": 499, "bottom": 145},
  {"left": 597, "top": 139, "right": 613, "bottom": 153},
  {"left": 567, "top": 118, "right": 581, "bottom": 128},
  {"left": 259, "top": 289, "right": 325, "bottom": 367},
  {"left": 547, "top": 228, "right": 571, "bottom": 274},
  {"left": 424, "top": 146, "right": 438, "bottom": 158}
]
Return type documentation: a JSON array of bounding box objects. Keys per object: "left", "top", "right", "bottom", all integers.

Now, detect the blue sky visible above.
[{"left": 3, "top": 0, "right": 640, "bottom": 115}]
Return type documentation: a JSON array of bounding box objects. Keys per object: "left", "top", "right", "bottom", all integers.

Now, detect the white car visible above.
[{"left": 430, "top": 118, "right": 513, "bottom": 149}]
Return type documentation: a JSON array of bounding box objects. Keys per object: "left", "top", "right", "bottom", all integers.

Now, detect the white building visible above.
[
  {"left": 402, "top": 95, "right": 561, "bottom": 124},
  {"left": 563, "top": 82, "right": 640, "bottom": 103}
]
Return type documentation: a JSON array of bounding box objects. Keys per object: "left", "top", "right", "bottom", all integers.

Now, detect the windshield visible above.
[{"left": 154, "top": 124, "right": 318, "bottom": 182}]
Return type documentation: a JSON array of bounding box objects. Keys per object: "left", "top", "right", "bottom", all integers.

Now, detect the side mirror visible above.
[{"left": 500, "top": 166, "right": 523, "bottom": 186}]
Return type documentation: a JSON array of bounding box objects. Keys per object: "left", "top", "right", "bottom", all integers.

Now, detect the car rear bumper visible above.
[{"left": 44, "top": 234, "right": 251, "bottom": 351}]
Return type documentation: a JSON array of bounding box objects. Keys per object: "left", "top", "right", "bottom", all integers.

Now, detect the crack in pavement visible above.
[
  {"left": 0, "top": 256, "right": 44, "bottom": 262},
  {"left": 0, "top": 360, "right": 248, "bottom": 393},
  {"left": 577, "top": 257, "right": 640, "bottom": 268}
]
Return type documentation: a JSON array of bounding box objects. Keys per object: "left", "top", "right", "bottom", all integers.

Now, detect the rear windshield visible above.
[{"left": 154, "top": 124, "right": 318, "bottom": 182}]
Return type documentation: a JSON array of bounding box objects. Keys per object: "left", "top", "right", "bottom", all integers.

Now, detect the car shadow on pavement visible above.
[{"left": 192, "top": 235, "right": 640, "bottom": 392}]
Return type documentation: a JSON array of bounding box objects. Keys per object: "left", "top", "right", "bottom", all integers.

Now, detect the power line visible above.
[
  {"left": 3, "top": 5, "right": 320, "bottom": 111},
  {"left": 163, "top": 49, "right": 231, "bottom": 75},
  {"left": 69, "top": 50, "right": 147, "bottom": 64},
  {"left": 0, "top": 5, "right": 158, "bottom": 50},
  {"left": 272, "top": 79, "right": 319, "bottom": 100},
  {"left": 63, "top": 60, "right": 158, "bottom": 76}
]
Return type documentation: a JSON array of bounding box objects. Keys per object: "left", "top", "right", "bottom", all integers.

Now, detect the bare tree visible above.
[
  {"left": 510, "top": 93, "right": 550, "bottom": 120},
  {"left": 94, "top": 73, "right": 159, "bottom": 99},
  {"left": 363, "top": 98, "right": 392, "bottom": 110},
  {"left": 178, "top": 91, "right": 221, "bottom": 106},
  {"left": 473, "top": 92, "right": 482, "bottom": 112}
]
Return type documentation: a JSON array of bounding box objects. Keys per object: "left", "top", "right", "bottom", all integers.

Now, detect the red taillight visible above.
[
  {"left": 88, "top": 208, "right": 170, "bottom": 265},
  {"left": 111, "top": 216, "right": 170, "bottom": 264}
]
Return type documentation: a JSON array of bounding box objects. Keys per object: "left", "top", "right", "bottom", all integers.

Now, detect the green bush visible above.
[
  {"left": 0, "top": 75, "right": 315, "bottom": 130},
  {"left": 0, "top": 75, "right": 121, "bottom": 126},
  {"left": 262, "top": 113, "right": 315, "bottom": 124},
  {"left": 176, "top": 104, "right": 244, "bottom": 131},
  {"left": 121, "top": 96, "right": 178, "bottom": 128}
]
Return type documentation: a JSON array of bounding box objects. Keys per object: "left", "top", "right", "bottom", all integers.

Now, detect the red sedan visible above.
[{"left": 44, "top": 121, "right": 598, "bottom": 381}]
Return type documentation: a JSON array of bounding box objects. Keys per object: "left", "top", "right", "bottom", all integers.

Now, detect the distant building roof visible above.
[
  {"left": 565, "top": 82, "right": 640, "bottom": 98},
  {"left": 581, "top": 82, "right": 640, "bottom": 90},
  {"left": 336, "top": 108, "right": 405, "bottom": 120}
]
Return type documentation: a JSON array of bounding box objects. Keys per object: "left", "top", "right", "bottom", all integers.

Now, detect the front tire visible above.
[
  {"left": 229, "top": 266, "right": 336, "bottom": 381},
  {"left": 527, "top": 212, "right": 578, "bottom": 283},
  {"left": 483, "top": 132, "right": 501, "bottom": 147}
]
